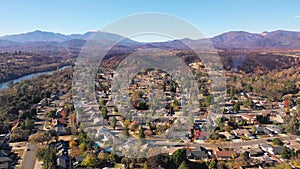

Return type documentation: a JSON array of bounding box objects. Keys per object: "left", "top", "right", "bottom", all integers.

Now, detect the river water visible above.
[{"left": 0, "top": 65, "right": 71, "bottom": 90}]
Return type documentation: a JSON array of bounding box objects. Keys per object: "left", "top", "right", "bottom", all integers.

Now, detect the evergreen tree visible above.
[
  {"left": 171, "top": 149, "right": 186, "bottom": 166},
  {"left": 281, "top": 146, "right": 290, "bottom": 159},
  {"left": 111, "top": 116, "right": 117, "bottom": 130},
  {"left": 139, "top": 127, "right": 145, "bottom": 138},
  {"left": 178, "top": 161, "right": 189, "bottom": 169},
  {"left": 101, "top": 107, "right": 108, "bottom": 120},
  {"left": 208, "top": 159, "right": 217, "bottom": 169},
  {"left": 233, "top": 101, "right": 240, "bottom": 113}
]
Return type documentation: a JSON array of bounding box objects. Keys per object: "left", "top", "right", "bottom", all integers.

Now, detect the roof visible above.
[
  {"left": 106, "top": 100, "right": 115, "bottom": 107},
  {"left": 288, "top": 140, "right": 300, "bottom": 151},
  {"left": 272, "top": 146, "right": 284, "bottom": 155},
  {"left": 219, "top": 131, "right": 233, "bottom": 139},
  {"left": 260, "top": 143, "right": 272, "bottom": 150},
  {"left": 241, "top": 114, "right": 255, "bottom": 119},
  {"left": 0, "top": 162, "right": 8, "bottom": 169},
  {"left": 0, "top": 150, "right": 10, "bottom": 157},
  {"left": 187, "top": 150, "right": 209, "bottom": 159},
  {"left": 248, "top": 148, "right": 264, "bottom": 156},
  {"left": 194, "top": 146, "right": 206, "bottom": 151},
  {"left": 234, "top": 129, "right": 250, "bottom": 135},
  {"left": 266, "top": 126, "right": 282, "bottom": 132},
  {"left": 57, "top": 156, "right": 67, "bottom": 168},
  {"left": 215, "top": 151, "right": 235, "bottom": 158},
  {"left": 0, "top": 156, "right": 11, "bottom": 163},
  {"left": 75, "top": 155, "right": 86, "bottom": 162}
]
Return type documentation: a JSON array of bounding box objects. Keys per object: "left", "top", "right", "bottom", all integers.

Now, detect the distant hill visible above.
[
  {"left": 1, "top": 30, "right": 300, "bottom": 50},
  {"left": 69, "top": 31, "right": 125, "bottom": 41},
  {"left": 0, "top": 30, "right": 137, "bottom": 44},
  {"left": 210, "top": 30, "right": 300, "bottom": 49},
  {"left": 0, "top": 30, "right": 72, "bottom": 42},
  {"left": 135, "top": 30, "right": 300, "bottom": 50},
  {"left": 0, "top": 40, "right": 20, "bottom": 47}
]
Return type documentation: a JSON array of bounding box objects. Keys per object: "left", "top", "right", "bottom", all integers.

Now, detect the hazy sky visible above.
[{"left": 1, "top": 0, "right": 300, "bottom": 39}]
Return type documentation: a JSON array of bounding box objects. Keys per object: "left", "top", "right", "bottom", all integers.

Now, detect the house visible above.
[
  {"left": 214, "top": 150, "right": 236, "bottom": 160},
  {"left": 74, "top": 155, "right": 86, "bottom": 166},
  {"left": 144, "top": 129, "right": 153, "bottom": 138},
  {"left": 49, "top": 141, "right": 70, "bottom": 168},
  {"left": 233, "top": 129, "right": 252, "bottom": 138},
  {"left": 287, "top": 140, "right": 300, "bottom": 155},
  {"left": 186, "top": 147, "right": 210, "bottom": 160},
  {"left": 57, "top": 156, "right": 67, "bottom": 169},
  {"left": 260, "top": 143, "right": 272, "bottom": 152},
  {"left": 259, "top": 156, "right": 276, "bottom": 167},
  {"left": 259, "top": 143, "right": 285, "bottom": 155},
  {"left": 240, "top": 114, "right": 256, "bottom": 124},
  {"left": 219, "top": 131, "right": 235, "bottom": 140},
  {"left": 270, "top": 146, "right": 285, "bottom": 156},
  {"left": 265, "top": 126, "right": 282, "bottom": 134},
  {"left": 270, "top": 114, "right": 284, "bottom": 124},
  {"left": 248, "top": 148, "right": 264, "bottom": 157},
  {"left": 0, "top": 137, "right": 5, "bottom": 148},
  {"left": 164, "top": 147, "right": 182, "bottom": 156},
  {"left": 0, "top": 150, "right": 10, "bottom": 158},
  {"left": 0, "top": 156, "right": 12, "bottom": 169},
  {"left": 106, "top": 100, "right": 115, "bottom": 111},
  {"left": 256, "top": 126, "right": 270, "bottom": 135}
]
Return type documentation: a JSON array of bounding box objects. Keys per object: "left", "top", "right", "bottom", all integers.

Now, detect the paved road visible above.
[
  {"left": 21, "top": 143, "right": 38, "bottom": 169},
  {"left": 153, "top": 135, "right": 298, "bottom": 148},
  {"left": 21, "top": 109, "right": 46, "bottom": 169}
]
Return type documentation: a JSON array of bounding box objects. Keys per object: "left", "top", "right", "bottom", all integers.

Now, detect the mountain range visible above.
[
  {"left": 1, "top": 30, "right": 300, "bottom": 50},
  {"left": 0, "top": 30, "right": 126, "bottom": 42}
]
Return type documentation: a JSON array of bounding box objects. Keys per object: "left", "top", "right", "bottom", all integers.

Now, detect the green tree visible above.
[
  {"left": 82, "top": 155, "right": 99, "bottom": 168},
  {"left": 20, "top": 118, "right": 34, "bottom": 131},
  {"left": 111, "top": 116, "right": 117, "bottom": 130},
  {"left": 98, "top": 99, "right": 106, "bottom": 107},
  {"left": 205, "top": 95, "right": 212, "bottom": 107},
  {"left": 171, "top": 149, "right": 186, "bottom": 166},
  {"left": 101, "top": 107, "right": 108, "bottom": 120},
  {"left": 290, "top": 149, "right": 296, "bottom": 159},
  {"left": 35, "top": 147, "right": 57, "bottom": 169},
  {"left": 139, "top": 127, "right": 145, "bottom": 138},
  {"left": 178, "top": 161, "right": 189, "bottom": 169},
  {"left": 272, "top": 138, "right": 283, "bottom": 146},
  {"left": 284, "top": 116, "right": 298, "bottom": 134},
  {"left": 45, "top": 129, "right": 58, "bottom": 142},
  {"left": 229, "top": 87, "right": 235, "bottom": 99},
  {"left": 208, "top": 159, "right": 217, "bottom": 169},
  {"left": 30, "top": 132, "right": 48, "bottom": 144},
  {"left": 243, "top": 99, "right": 252, "bottom": 108},
  {"left": 113, "top": 107, "right": 118, "bottom": 113},
  {"left": 281, "top": 146, "right": 290, "bottom": 159},
  {"left": 45, "top": 110, "right": 56, "bottom": 118},
  {"left": 30, "top": 107, "right": 37, "bottom": 116},
  {"left": 124, "top": 127, "right": 130, "bottom": 137},
  {"left": 233, "top": 101, "right": 240, "bottom": 113}
]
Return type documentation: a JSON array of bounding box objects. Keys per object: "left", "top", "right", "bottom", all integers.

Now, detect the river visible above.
[{"left": 0, "top": 65, "right": 71, "bottom": 90}]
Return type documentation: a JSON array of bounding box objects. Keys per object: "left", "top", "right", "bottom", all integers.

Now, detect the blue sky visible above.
[{"left": 1, "top": 0, "right": 300, "bottom": 39}]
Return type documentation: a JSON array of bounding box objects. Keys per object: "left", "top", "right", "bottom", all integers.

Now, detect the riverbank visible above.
[
  {"left": 0, "top": 63, "right": 73, "bottom": 83},
  {"left": 0, "top": 64, "right": 73, "bottom": 90}
]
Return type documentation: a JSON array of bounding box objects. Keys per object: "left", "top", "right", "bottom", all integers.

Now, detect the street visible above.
[
  {"left": 21, "top": 143, "right": 38, "bottom": 169},
  {"left": 21, "top": 106, "right": 47, "bottom": 169}
]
